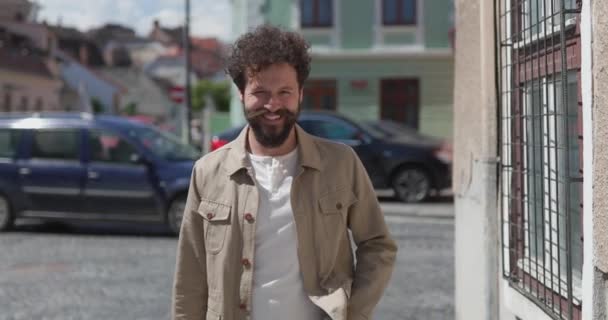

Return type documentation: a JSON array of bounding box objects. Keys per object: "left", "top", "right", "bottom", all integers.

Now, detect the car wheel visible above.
[
  {"left": 0, "top": 194, "right": 14, "bottom": 231},
  {"left": 167, "top": 195, "right": 187, "bottom": 236},
  {"left": 392, "top": 167, "right": 431, "bottom": 203}
]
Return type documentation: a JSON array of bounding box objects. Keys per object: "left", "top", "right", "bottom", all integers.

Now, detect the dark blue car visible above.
[
  {"left": 211, "top": 110, "right": 452, "bottom": 203},
  {"left": 0, "top": 113, "right": 199, "bottom": 234}
]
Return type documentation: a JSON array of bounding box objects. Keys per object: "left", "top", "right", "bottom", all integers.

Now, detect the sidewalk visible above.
[
  {"left": 377, "top": 189, "right": 455, "bottom": 219},
  {"left": 380, "top": 202, "right": 455, "bottom": 219}
]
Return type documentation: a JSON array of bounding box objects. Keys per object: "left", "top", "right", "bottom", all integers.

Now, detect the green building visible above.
[{"left": 230, "top": 0, "right": 454, "bottom": 138}]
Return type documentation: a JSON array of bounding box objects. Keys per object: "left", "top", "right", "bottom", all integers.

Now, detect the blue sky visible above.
[{"left": 37, "top": 0, "right": 232, "bottom": 40}]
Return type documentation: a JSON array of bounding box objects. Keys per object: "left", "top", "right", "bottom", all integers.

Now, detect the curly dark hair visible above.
[{"left": 226, "top": 24, "right": 311, "bottom": 93}]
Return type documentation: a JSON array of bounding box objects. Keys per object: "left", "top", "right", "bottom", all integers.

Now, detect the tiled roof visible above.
[
  {"left": 191, "top": 37, "right": 221, "bottom": 51},
  {"left": 48, "top": 25, "right": 89, "bottom": 41},
  {"left": 161, "top": 26, "right": 184, "bottom": 44}
]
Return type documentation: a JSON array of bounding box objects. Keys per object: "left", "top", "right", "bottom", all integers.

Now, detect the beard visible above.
[{"left": 244, "top": 105, "right": 299, "bottom": 148}]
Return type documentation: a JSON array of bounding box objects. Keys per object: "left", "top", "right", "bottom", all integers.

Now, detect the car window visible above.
[
  {"left": 0, "top": 129, "right": 22, "bottom": 158},
  {"left": 374, "top": 120, "right": 418, "bottom": 137},
  {"left": 31, "top": 129, "right": 80, "bottom": 160},
  {"left": 299, "top": 119, "right": 359, "bottom": 140},
  {"left": 128, "top": 126, "right": 200, "bottom": 161},
  {"left": 89, "top": 130, "right": 139, "bottom": 163}
]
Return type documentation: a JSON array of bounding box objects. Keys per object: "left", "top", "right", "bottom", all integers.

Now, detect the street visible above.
[{"left": 0, "top": 199, "right": 454, "bottom": 320}]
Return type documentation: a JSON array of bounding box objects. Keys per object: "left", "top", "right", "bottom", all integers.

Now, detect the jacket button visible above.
[
  {"left": 336, "top": 202, "right": 343, "bottom": 210},
  {"left": 244, "top": 213, "right": 254, "bottom": 223},
  {"left": 207, "top": 213, "right": 214, "bottom": 219},
  {"left": 241, "top": 258, "right": 251, "bottom": 267}
]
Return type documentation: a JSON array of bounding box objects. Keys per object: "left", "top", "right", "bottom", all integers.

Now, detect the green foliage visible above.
[
  {"left": 192, "top": 80, "right": 231, "bottom": 113},
  {"left": 123, "top": 102, "right": 138, "bottom": 116},
  {"left": 91, "top": 97, "right": 105, "bottom": 114}
]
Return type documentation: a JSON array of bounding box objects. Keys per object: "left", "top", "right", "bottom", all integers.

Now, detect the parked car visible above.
[
  {"left": 0, "top": 113, "right": 200, "bottom": 234},
  {"left": 211, "top": 110, "right": 452, "bottom": 203}
]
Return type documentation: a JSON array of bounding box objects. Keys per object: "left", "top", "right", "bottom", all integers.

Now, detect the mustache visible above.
[{"left": 247, "top": 108, "right": 294, "bottom": 118}]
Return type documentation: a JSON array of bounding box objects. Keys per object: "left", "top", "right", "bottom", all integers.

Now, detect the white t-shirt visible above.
[{"left": 248, "top": 148, "right": 323, "bottom": 320}]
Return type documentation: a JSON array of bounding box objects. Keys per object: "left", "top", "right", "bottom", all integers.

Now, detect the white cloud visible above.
[
  {"left": 37, "top": 0, "right": 232, "bottom": 40},
  {"left": 190, "top": 3, "right": 232, "bottom": 40}
]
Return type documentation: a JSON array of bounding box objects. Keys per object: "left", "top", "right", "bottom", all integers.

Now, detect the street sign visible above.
[{"left": 169, "top": 86, "right": 185, "bottom": 104}]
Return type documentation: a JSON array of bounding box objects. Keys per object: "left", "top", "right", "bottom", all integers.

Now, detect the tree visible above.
[
  {"left": 192, "top": 80, "right": 231, "bottom": 112},
  {"left": 91, "top": 97, "right": 105, "bottom": 114},
  {"left": 123, "top": 102, "right": 138, "bottom": 116}
]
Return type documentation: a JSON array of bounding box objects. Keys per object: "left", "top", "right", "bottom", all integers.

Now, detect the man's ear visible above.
[
  {"left": 239, "top": 90, "right": 244, "bottom": 102},
  {"left": 299, "top": 88, "right": 304, "bottom": 104}
]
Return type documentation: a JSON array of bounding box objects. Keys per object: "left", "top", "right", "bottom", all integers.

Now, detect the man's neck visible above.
[{"left": 247, "top": 128, "right": 297, "bottom": 157}]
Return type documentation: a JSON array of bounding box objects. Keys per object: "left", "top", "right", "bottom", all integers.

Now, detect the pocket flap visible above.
[
  {"left": 198, "top": 199, "right": 231, "bottom": 222},
  {"left": 318, "top": 189, "right": 358, "bottom": 214}
]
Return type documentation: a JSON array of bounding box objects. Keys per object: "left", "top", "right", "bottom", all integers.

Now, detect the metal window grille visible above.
[{"left": 497, "top": 0, "right": 583, "bottom": 319}]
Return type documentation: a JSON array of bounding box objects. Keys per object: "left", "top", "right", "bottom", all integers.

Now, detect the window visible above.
[
  {"left": 382, "top": 0, "right": 416, "bottom": 26},
  {"left": 380, "top": 79, "right": 419, "bottom": 129},
  {"left": 89, "top": 130, "right": 139, "bottom": 164},
  {"left": 521, "top": 71, "right": 582, "bottom": 297},
  {"left": 520, "top": 0, "right": 577, "bottom": 40},
  {"left": 299, "top": 119, "right": 359, "bottom": 141},
  {"left": 2, "top": 91, "right": 11, "bottom": 112},
  {"left": 499, "top": 0, "right": 582, "bottom": 319},
  {"left": 0, "top": 129, "right": 22, "bottom": 158},
  {"left": 31, "top": 129, "right": 80, "bottom": 160},
  {"left": 127, "top": 126, "right": 200, "bottom": 161},
  {"left": 19, "top": 96, "right": 28, "bottom": 112},
  {"left": 35, "top": 98, "right": 43, "bottom": 112},
  {"left": 301, "top": 0, "right": 333, "bottom": 28},
  {"left": 302, "top": 80, "right": 337, "bottom": 111}
]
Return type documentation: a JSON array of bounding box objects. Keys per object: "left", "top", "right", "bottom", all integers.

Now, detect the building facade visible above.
[
  {"left": 454, "top": 0, "right": 608, "bottom": 319},
  {"left": 0, "top": 0, "right": 38, "bottom": 23},
  {"left": 0, "top": 52, "right": 62, "bottom": 113},
  {"left": 0, "top": 19, "right": 62, "bottom": 113},
  {"left": 230, "top": 0, "right": 454, "bottom": 138}
]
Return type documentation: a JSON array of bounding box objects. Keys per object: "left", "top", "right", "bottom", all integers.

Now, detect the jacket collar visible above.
[{"left": 223, "top": 124, "right": 322, "bottom": 176}]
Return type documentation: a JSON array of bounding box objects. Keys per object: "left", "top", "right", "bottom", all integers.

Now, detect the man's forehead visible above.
[{"left": 245, "top": 66, "right": 298, "bottom": 88}]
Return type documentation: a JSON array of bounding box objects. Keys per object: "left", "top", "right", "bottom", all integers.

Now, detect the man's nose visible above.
[{"left": 264, "top": 95, "right": 282, "bottom": 112}]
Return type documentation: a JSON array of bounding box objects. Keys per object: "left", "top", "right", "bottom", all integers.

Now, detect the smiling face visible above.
[{"left": 240, "top": 62, "right": 303, "bottom": 150}]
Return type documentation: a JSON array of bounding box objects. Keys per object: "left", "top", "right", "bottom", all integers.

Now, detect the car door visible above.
[
  {"left": 0, "top": 128, "right": 26, "bottom": 211},
  {"left": 82, "top": 129, "right": 162, "bottom": 218},
  {"left": 18, "top": 128, "right": 86, "bottom": 214},
  {"left": 298, "top": 117, "right": 386, "bottom": 187}
]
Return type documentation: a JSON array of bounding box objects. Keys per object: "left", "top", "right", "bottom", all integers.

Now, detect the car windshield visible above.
[
  {"left": 128, "top": 126, "right": 200, "bottom": 161},
  {"left": 363, "top": 120, "right": 419, "bottom": 137},
  {"left": 362, "top": 120, "right": 441, "bottom": 145},
  {"left": 358, "top": 122, "right": 391, "bottom": 139}
]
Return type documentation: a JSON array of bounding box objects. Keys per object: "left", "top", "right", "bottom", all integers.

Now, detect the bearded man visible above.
[{"left": 172, "top": 24, "right": 397, "bottom": 320}]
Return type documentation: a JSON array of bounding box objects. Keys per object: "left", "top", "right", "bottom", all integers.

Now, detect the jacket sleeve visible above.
[
  {"left": 346, "top": 148, "right": 398, "bottom": 320},
  {"left": 172, "top": 164, "right": 208, "bottom": 320}
]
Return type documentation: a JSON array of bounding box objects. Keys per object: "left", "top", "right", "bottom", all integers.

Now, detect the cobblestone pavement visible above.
[
  {"left": 0, "top": 200, "right": 454, "bottom": 320},
  {"left": 375, "top": 199, "right": 454, "bottom": 320}
]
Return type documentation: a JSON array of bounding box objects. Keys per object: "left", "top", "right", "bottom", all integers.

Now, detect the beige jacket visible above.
[{"left": 172, "top": 125, "right": 397, "bottom": 320}]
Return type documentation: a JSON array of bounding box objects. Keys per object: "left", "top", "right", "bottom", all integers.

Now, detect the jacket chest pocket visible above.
[
  {"left": 319, "top": 189, "right": 357, "bottom": 218},
  {"left": 198, "top": 199, "right": 232, "bottom": 254},
  {"left": 318, "top": 189, "right": 358, "bottom": 238}
]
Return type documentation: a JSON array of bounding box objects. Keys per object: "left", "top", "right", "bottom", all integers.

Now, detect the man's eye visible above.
[{"left": 280, "top": 91, "right": 291, "bottom": 96}]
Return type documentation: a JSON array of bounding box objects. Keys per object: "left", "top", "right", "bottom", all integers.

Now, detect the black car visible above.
[{"left": 211, "top": 111, "right": 452, "bottom": 203}]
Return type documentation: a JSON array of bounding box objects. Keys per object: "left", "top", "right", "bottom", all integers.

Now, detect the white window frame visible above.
[
  {"left": 518, "top": 71, "right": 582, "bottom": 303},
  {"left": 517, "top": 0, "right": 578, "bottom": 48},
  {"left": 295, "top": 0, "right": 340, "bottom": 48},
  {"left": 373, "top": 0, "right": 423, "bottom": 48}
]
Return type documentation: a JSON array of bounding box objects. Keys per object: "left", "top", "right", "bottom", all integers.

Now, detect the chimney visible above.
[{"left": 79, "top": 44, "right": 89, "bottom": 66}]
